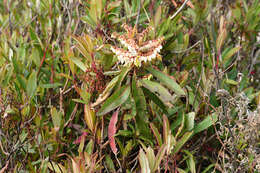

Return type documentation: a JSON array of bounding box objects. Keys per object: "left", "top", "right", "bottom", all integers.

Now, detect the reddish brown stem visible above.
[{"left": 37, "top": 46, "right": 48, "bottom": 77}]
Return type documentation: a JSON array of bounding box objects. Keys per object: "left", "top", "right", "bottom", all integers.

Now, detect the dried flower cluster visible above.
[{"left": 110, "top": 24, "right": 164, "bottom": 67}]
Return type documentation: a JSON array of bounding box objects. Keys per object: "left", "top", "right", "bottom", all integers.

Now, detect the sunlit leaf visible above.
[
  {"left": 97, "top": 85, "right": 130, "bottom": 116},
  {"left": 70, "top": 57, "right": 87, "bottom": 72},
  {"left": 193, "top": 113, "right": 218, "bottom": 134},
  {"left": 26, "top": 70, "right": 37, "bottom": 99},
  {"left": 172, "top": 131, "right": 193, "bottom": 154},
  {"left": 147, "top": 67, "right": 186, "bottom": 96},
  {"left": 139, "top": 149, "right": 151, "bottom": 173}
]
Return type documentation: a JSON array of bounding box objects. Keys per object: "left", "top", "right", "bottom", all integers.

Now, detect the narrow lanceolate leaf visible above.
[
  {"left": 147, "top": 67, "right": 186, "bottom": 96},
  {"left": 70, "top": 57, "right": 87, "bottom": 72},
  {"left": 97, "top": 85, "right": 130, "bottom": 116},
  {"left": 141, "top": 79, "right": 175, "bottom": 103},
  {"left": 163, "top": 115, "right": 170, "bottom": 145},
  {"left": 51, "top": 107, "right": 62, "bottom": 130},
  {"left": 153, "top": 144, "right": 167, "bottom": 172},
  {"left": 223, "top": 46, "right": 240, "bottom": 63},
  {"left": 150, "top": 123, "right": 163, "bottom": 146},
  {"left": 163, "top": 115, "right": 172, "bottom": 154},
  {"left": 132, "top": 75, "right": 147, "bottom": 117},
  {"left": 71, "top": 158, "right": 80, "bottom": 173},
  {"left": 132, "top": 74, "right": 152, "bottom": 138},
  {"left": 142, "top": 87, "right": 168, "bottom": 114},
  {"left": 154, "top": 5, "right": 162, "bottom": 28},
  {"left": 72, "top": 35, "right": 92, "bottom": 61},
  {"left": 91, "top": 75, "right": 119, "bottom": 107},
  {"left": 193, "top": 113, "right": 218, "bottom": 134},
  {"left": 186, "top": 112, "right": 195, "bottom": 131},
  {"left": 108, "top": 109, "right": 119, "bottom": 155},
  {"left": 84, "top": 104, "right": 95, "bottom": 132},
  {"left": 172, "top": 131, "right": 193, "bottom": 154},
  {"left": 184, "top": 150, "right": 196, "bottom": 173},
  {"left": 115, "top": 67, "right": 131, "bottom": 91},
  {"left": 26, "top": 70, "right": 37, "bottom": 98},
  {"left": 47, "top": 162, "right": 66, "bottom": 173},
  {"left": 225, "top": 79, "right": 238, "bottom": 85},
  {"left": 145, "top": 147, "right": 155, "bottom": 171},
  {"left": 105, "top": 155, "right": 116, "bottom": 172},
  {"left": 216, "top": 25, "right": 227, "bottom": 52},
  {"left": 139, "top": 149, "right": 151, "bottom": 173}
]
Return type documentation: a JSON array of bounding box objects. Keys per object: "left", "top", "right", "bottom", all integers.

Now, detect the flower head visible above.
[{"left": 111, "top": 24, "right": 164, "bottom": 67}]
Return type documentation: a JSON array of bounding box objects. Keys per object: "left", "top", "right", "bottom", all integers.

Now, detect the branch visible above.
[{"left": 170, "top": 0, "right": 190, "bottom": 20}]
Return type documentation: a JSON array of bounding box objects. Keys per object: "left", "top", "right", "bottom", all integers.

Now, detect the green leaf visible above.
[
  {"left": 51, "top": 107, "right": 63, "bottom": 130},
  {"left": 132, "top": 75, "right": 147, "bottom": 117},
  {"left": 81, "top": 15, "right": 96, "bottom": 28},
  {"left": 118, "top": 130, "right": 133, "bottom": 137},
  {"left": 193, "top": 113, "right": 218, "bottom": 134},
  {"left": 26, "top": 71, "right": 37, "bottom": 99},
  {"left": 96, "top": 0, "right": 102, "bottom": 20},
  {"left": 123, "top": 0, "right": 131, "bottom": 16},
  {"left": 40, "top": 83, "right": 62, "bottom": 88},
  {"left": 216, "top": 28, "right": 227, "bottom": 52},
  {"left": 172, "top": 131, "right": 193, "bottom": 154},
  {"left": 142, "top": 87, "right": 168, "bottom": 114},
  {"left": 222, "top": 46, "right": 240, "bottom": 64},
  {"left": 70, "top": 57, "right": 87, "bottom": 72},
  {"left": 72, "top": 99, "right": 88, "bottom": 104},
  {"left": 139, "top": 149, "right": 151, "bottom": 173},
  {"left": 115, "top": 67, "right": 131, "bottom": 91},
  {"left": 132, "top": 74, "right": 151, "bottom": 138},
  {"left": 163, "top": 115, "right": 170, "bottom": 145},
  {"left": 150, "top": 123, "right": 163, "bottom": 146},
  {"left": 185, "top": 112, "right": 195, "bottom": 131},
  {"left": 225, "top": 79, "right": 238, "bottom": 85},
  {"left": 72, "top": 35, "right": 93, "bottom": 61},
  {"left": 147, "top": 67, "right": 186, "bottom": 96},
  {"left": 89, "top": 0, "right": 98, "bottom": 24},
  {"left": 145, "top": 147, "right": 155, "bottom": 171},
  {"left": 97, "top": 85, "right": 130, "bottom": 116},
  {"left": 141, "top": 79, "right": 175, "bottom": 103},
  {"left": 184, "top": 150, "right": 196, "bottom": 173},
  {"left": 154, "top": 5, "right": 162, "bottom": 28},
  {"left": 201, "top": 164, "right": 215, "bottom": 173},
  {"left": 17, "top": 74, "right": 27, "bottom": 91},
  {"left": 105, "top": 155, "right": 116, "bottom": 172},
  {"left": 123, "top": 140, "right": 134, "bottom": 157},
  {"left": 177, "top": 168, "right": 187, "bottom": 173},
  {"left": 153, "top": 144, "right": 167, "bottom": 172},
  {"left": 92, "top": 75, "right": 119, "bottom": 107},
  {"left": 47, "top": 162, "right": 66, "bottom": 173},
  {"left": 85, "top": 139, "right": 94, "bottom": 155}
]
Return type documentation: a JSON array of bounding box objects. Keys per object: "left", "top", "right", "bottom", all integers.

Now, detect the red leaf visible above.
[
  {"left": 73, "top": 132, "right": 88, "bottom": 144},
  {"left": 108, "top": 108, "right": 119, "bottom": 155}
]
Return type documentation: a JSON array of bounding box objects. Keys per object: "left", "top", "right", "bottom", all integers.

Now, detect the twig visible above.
[
  {"left": 115, "top": 154, "right": 122, "bottom": 173},
  {"left": 248, "top": 42, "right": 260, "bottom": 76},
  {"left": 37, "top": 46, "right": 49, "bottom": 77},
  {"left": 171, "top": 40, "right": 201, "bottom": 53},
  {"left": 170, "top": 0, "right": 190, "bottom": 20},
  {"left": 130, "top": 158, "right": 138, "bottom": 172},
  {"left": 0, "top": 160, "right": 9, "bottom": 173},
  {"left": 64, "top": 103, "right": 78, "bottom": 127}
]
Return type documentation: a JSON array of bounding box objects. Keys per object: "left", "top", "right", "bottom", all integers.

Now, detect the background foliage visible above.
[{"left": 0, "top": 0, "right": 259, "bottom": 172}]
